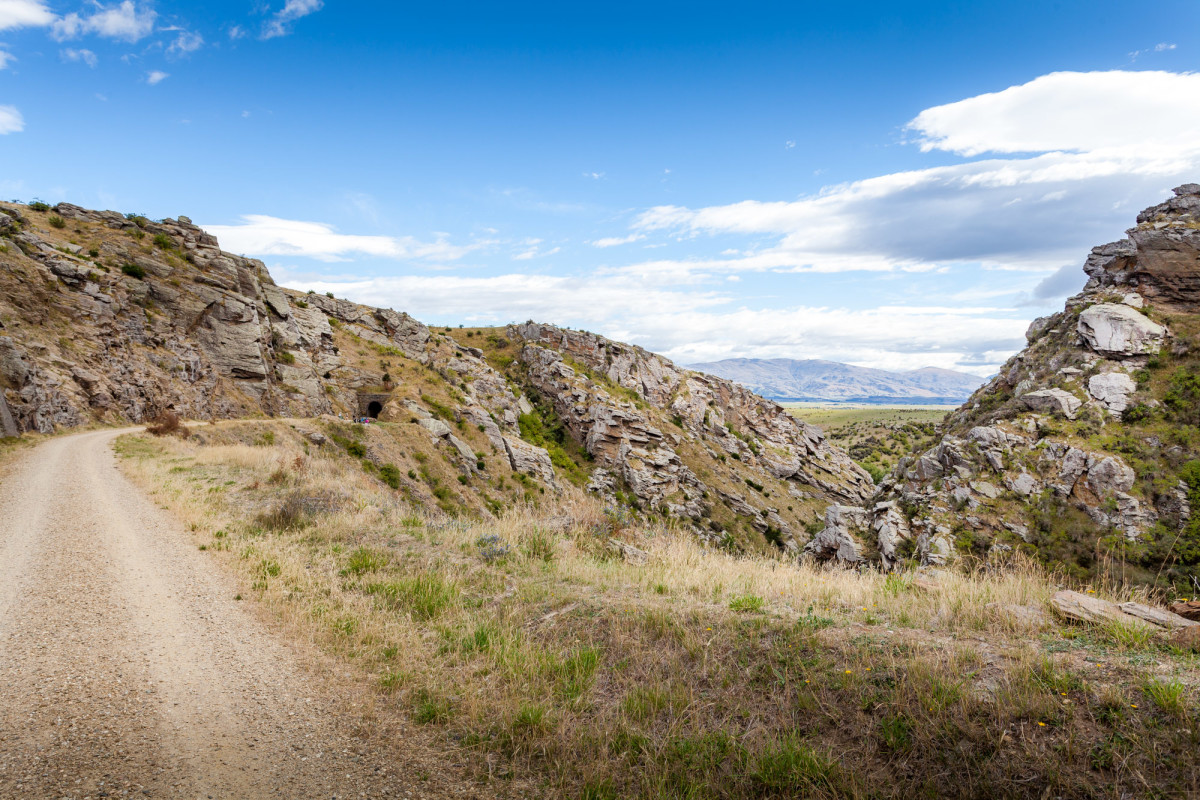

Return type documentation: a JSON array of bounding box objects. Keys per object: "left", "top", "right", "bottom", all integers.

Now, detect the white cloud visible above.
[
  {"left": 146, "top": 69, "right": 168, "bottom": 84},
  {"left": 61, "top": 47, "right": 97, "bottom": 67},
  {"left": 261, "top": 0, "right": 323, "bottom": 39},
  {"left": 1155, "top": 42, "right": 1177, "bottom": 52},
  {"left": 270, "top": 267, "right": 1026, "bottom": 375},
  {"left": 0, "top": 0, "right": 54, "bottom": 31},
  {"left": 228, "top": 24, "right": 245, "bottom": 40},
  {"left": 52, "top": 1, "right": 156, "bottom": 42},
  {"left": 621, "top": 71, "right": 1200, "bottom": 281},
  {"left": 583, "top": 171, "right": 604, "bottom": 180},
  {"left": 167, "top": 29, "right": 203, "bottom": 56},
  {"left": 785, "top": 140, "right": 795, "bottom": 149},
  {"left": 0, "top": 104, "right": 23, "bottom": 134},
  {"left": 203, "top": 215, "right": 482, "bottom": 263},
  {"left": 0, "top": 48, "right": 14, "bottom": 69},
  {"left": 906, "top": 70, "right": 1200, "bottom": 157},
  {"left": 591, "top": 233, "right": 644, "bottom": 248}
]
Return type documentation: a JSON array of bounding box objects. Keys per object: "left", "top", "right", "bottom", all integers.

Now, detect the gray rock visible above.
[
  {"left": 502, "top": 435, "right": 557, "bottom": 485},
  {"left": 1007, "top": 472, "right": 1040, "bottom": 497},
  {"left": 418, "top": 418, "right": 453, "bottom": 438},
  {"left": 802, "top": 504, "right": 868, "bottom": 564},
  {"left": 1088, "top": 371, "right": 1137, "bottom": 414},
  {"left": 970, "top": 480, "right": 1001, "bottom": 499},
  {"left": 1077, "top": 303, "right": 1166, "bottom": 357},
  {"left": 1021, "top": 388, "right": 1081, "bottom": 419},
  {"left": 1050, "top": 590, "right": 1153, "bottom": 628},
  {"left": 1117, "top": 602, "right": 1198, "bottom": 629},
  {"left": 872, "top": 501, "right": 912, "bottom": 570},
  {"left": 1086, "top": 456, "right": 1135, "bottom": 496}
]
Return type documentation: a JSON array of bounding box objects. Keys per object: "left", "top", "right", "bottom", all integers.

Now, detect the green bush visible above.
[
  {"left": 121, "top": 263, "right": 146, "bottom": 279},
  {"left": 1163, "top": 367, "right": 1200, "bottom": 424},
  {"left": 47, "top": 214, "right": 65, "bottom": 229},
  {"left": 379, "top": 463, "right": 401, "bottom": 489},
  {"left": 28, "top": 200, "right": 50, "bottom": 212},
  {"left": 152, "top": 232, "right": 174, "bottom": 249}
]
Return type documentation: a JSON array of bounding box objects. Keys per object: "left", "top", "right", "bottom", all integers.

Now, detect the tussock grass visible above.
[{"left": 117, "top": 420, "right": 1200, "bottom": 799}]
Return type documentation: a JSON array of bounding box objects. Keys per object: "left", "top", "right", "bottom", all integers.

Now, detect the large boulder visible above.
[
  {"left": 1077, "top": 303, "right": 1166, "bottom": 357},
  {"left": 1087, "top": 372, "right": 1137, "bottom": 414},
  {"left": 802, "top": 504, "right": 869, "bottom": 564},
  {"left": 1021, "top": 388, "right": 1082, "bottom": 419}
]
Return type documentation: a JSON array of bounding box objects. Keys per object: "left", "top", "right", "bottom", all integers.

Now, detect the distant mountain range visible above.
[{"left": 688, "top": 358, "right": 985, "bottom": 404}]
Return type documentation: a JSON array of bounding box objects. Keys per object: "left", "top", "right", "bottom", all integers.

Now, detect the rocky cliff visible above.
[
  {"left": 810, "top": 185, "right": 1200, "bottom": 592},
  {"left": 0, "top": 200, "right": 871, "bottom": 552}
]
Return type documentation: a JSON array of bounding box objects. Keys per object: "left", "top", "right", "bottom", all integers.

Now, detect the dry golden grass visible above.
[{"left": 116, "top": 420, "right": 1200, "bottom": 800}]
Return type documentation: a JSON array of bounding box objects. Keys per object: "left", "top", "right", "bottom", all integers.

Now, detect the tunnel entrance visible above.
[{"left": 356, "top": 392, "right": 391, "bottom": 421}]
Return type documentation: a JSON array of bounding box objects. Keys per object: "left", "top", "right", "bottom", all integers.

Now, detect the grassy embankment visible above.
[{"left": 116, "top": 419, "right": 1199, "bottom": 799}]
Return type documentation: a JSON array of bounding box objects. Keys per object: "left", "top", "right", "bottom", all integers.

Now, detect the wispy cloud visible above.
[
  {"left": 146, "top": 69, "right": 168, "bottom": 84},
  {"left": 512, "top": 240, "right": 561, "bottom": 260},
  {"left": 167, "top": 29, "right": 204, "bottom": 57},
  {"left": 52, "top": 1, "right": 157, "bottom": 43},
  {"left": 60, "top": 47, "right": 97, "bottom": 67},
  {"left": 203, "top": 214, "right": 484, "bottom": 263},
  {"left": 0, "top": 0, "right": 55, "bottom": 31},
  {"left": 0, "top": 104, "right": 23, "bottom": 134},
  {"left": 591, "top": 233, "right": 645, "bottom": 248},
  {"left": 261, "top": 0, "right": 323, "bottom": 39},
  {"left": 0, "top": 48, "right": 15, "bottom": 69},
  {"left": 583, "top": 171, "right": 605, "bottom": 180},
  {"left": 1129, "top": 42, "right": 1177, "bottom": 60}
]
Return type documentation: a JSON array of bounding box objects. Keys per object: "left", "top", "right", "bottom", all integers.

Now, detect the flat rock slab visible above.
[
  {"left": 1050, "top": 590, "right": 1154, "bottom": 629},
  {"left": 1119, "top": 601, "right": 1198, "bottom": 629}
]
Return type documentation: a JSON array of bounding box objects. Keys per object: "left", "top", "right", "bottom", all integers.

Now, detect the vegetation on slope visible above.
[
  {"left": 785, "top": 406, "right": 948, "bottom": 484},
  {"left": 117, "top": 420, "right": 1200, "bottom": 800}
]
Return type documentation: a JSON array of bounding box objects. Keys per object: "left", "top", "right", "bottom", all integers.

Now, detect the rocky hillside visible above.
[
  {"left": 690, "top": 357, "right": 983, "bottom": 403},
  {"left": 0, "top": 199, "right": 870, "bottom": 551},
  {"left": 810, "top": 185, "right": 1200, "bottom": 592}
]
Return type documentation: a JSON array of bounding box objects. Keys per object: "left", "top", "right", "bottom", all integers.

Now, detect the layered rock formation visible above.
[
  {"left": 0, "top": 200, "right": 871, "bottom": 552},
  {"left": 811, "top": 185, "right": 1200, "bottom": 590},
  {"left": 502, "top": 323, "right": 873, "bottom": 546}
]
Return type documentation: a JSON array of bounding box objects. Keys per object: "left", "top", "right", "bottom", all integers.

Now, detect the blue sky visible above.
[{"left": 2, "top": 1, "right": 1199, "bottom": 374}]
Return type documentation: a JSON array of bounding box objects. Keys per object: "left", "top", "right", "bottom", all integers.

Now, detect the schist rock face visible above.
[
  {"left": 0, "top": 200, "right": 872, "bottom": 553},
  {"left": 802, "top": 185, "right": 1200, "bottom": 590}
]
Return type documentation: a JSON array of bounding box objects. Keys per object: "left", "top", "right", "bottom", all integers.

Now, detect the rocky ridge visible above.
[
  {"left": 0, "top": 200, "right": 870, "bottom": 551},
  {"left": 689, "top": 357, "right": 984, "bottom": 403},
  {"left": 810, "top": 185, "right": 1200, "bottom": 590}
]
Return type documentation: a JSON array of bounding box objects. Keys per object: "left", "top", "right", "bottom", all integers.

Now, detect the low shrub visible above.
[{"left": 145, "top": 411, "right": 189, "bottom": 439}]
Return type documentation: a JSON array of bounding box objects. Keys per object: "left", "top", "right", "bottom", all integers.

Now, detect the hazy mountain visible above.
[{"left": 688, "top": 358, "right": 985, "bottom": 403}]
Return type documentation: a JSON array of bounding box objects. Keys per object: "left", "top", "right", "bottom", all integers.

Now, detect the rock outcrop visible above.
[
  {"left": 505, "top": 322, "right": 873, "bottom": 548},
  {"left": 0, "top": 199, "right": 875, "bottom": 553},
  {"left": 809, "top": 185, "right": 1200, "bottom": 591}
]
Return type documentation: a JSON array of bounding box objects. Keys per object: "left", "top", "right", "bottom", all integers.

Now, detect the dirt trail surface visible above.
[{"left": 0, "top": 429, "right": 426, "bottom": 799}]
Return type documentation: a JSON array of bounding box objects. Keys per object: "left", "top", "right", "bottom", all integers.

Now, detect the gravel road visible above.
[{"left": 0, "top": 429, "right": 419, "bottom": 799}]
